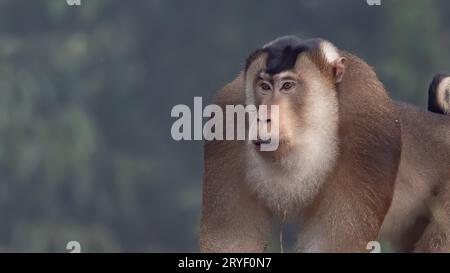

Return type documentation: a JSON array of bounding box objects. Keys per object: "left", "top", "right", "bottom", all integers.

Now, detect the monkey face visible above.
[
  {"left": 243, "top": 38, "right": 344, "bottom": 211},
  {"left": 248, "top": 53, "right": 340, "bottom": 163},
  {"left": 251, "top": 70, "right": 298, "bottom": 153}
]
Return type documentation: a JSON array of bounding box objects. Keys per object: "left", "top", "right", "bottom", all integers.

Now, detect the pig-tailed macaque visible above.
[
  {"left": 379, "top": 73, "right": 450, "bottom": 252},
  {"left": 200, "top": 36, "right": 402, "bottom": 252},
  {"left": 200, "top": 36, "right": 450, "bottom": 252}
]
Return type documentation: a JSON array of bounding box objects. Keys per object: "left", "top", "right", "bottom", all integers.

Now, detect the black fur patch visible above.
[
  {"left": 245, "top": 36, "right": 324, "bottom": 76},
  {"left": 428, "top": 72, "right": 450, "bottom": 114}
]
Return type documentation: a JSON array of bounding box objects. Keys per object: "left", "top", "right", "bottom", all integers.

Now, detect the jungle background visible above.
[{"left": 0, "top": 0, "right": 449, "bottom": 252}]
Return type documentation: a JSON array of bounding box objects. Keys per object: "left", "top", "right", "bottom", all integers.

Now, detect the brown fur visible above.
[{"left": 380, "top": 103, "right": 450, "bottom": 252}]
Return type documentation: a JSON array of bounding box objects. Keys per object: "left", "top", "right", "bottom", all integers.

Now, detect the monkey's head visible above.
[
  {"left": 242, "top": 36, "right": 400, "bottom": 213},
  {"left": 245, "top": 36, "right": 344, "bottom": 164},
  {"left": 428, "top": 72, "right": 450, "bottom": 115}
]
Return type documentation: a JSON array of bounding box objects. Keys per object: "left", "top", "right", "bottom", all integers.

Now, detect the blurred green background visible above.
[{"left": 0, "top": 0, "right": 448, "bottom": 252}]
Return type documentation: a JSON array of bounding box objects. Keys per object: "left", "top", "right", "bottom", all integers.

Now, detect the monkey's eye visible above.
[
  {"left": 281, "top": 81, "right": 296, "bottom": 91},
  {"left": 259, "top": 82, "right": 272, "bottom": 92}
]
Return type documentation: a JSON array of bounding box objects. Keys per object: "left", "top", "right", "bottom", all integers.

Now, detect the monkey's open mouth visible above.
[
  {"left": 252, "top": 139, "right": 287, "bottom": 148},
  {"left": 252, "top": 139, "right": 271, "bottom": 146}
]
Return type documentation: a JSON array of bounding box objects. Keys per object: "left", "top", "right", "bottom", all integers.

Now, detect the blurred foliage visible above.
[{"left": 0, "top": 0, "right": 448, "bottom": 252}]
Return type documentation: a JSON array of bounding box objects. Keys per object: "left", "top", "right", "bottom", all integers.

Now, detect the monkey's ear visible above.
[
  {"left": 318, "top": 40, "right": 345, "bottom": 84},
  {"left": 332, "top": 57, "right": 346, "bottom": 84}
]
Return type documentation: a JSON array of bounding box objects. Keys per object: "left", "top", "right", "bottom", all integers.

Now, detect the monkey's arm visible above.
[
  {"left": 199, "top": 75, "right": 272, "bottom": 253},
  {"left": 200, "top": 140, "right": 272, "bottom": 253}
]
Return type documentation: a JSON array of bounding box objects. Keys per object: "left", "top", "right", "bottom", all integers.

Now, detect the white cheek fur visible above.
[{"left": 245, "top": 84, "right": 339, "bottom": 214}]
